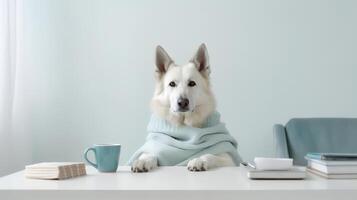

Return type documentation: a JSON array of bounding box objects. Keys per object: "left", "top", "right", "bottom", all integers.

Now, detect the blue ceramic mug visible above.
[{"left": 84, "top": 144, "right": 121, "bottom": 172}]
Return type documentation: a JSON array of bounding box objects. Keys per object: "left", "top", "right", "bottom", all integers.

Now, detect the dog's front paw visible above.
[
  {"left": 131, "top": 159, "right": 156, "bottom": 173},
  {"left": 187, "top": 158, "right": 208, "bottom": 172}
]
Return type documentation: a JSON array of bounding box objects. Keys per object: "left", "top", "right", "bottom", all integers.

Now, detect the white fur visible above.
[
  {"left": 150, "top": 62, "right": 215, "bottom": 127},
  {"left": 131, "top": 44, "right": 235, "bottom": 172},
  {"left": 187, "top": 153, "right": 235, "bottom": 171},
  {"left": 131, "top": 153, "right": 158, "bottom": 172}
]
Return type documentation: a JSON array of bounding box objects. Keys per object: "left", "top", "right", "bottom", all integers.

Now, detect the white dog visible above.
[{"left": 131, "top": 44, "right": 238, "bottom": 172}]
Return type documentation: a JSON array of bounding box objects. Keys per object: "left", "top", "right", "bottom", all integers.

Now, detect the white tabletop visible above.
[{"left": 1, "top": 166, "right": 357, "bottom": 200}]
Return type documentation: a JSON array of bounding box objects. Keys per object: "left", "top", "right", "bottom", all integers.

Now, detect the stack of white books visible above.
[
  {"left": 25, "top": 162, "right": 86, "bottom": 180},
  {"left": 306, "top": 153, "right": 357, "bottom": 179}
]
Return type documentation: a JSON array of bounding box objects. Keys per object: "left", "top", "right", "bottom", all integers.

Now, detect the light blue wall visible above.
[{"left": 23, "top": 0, "right": 357, "bottom": 165}]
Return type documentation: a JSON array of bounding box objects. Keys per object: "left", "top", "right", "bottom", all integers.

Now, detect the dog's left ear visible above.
[{"left": 191, "top": 43, "right": 210, "bottom": 76}]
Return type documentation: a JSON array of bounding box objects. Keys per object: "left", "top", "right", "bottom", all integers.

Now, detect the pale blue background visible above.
[{"left": 17, "top": 0, "right": 357, "bottom": 171}]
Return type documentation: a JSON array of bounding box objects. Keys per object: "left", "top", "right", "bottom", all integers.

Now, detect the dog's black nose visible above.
[{"left": 177, "top": 98, "right": 189, "bottom": 110}]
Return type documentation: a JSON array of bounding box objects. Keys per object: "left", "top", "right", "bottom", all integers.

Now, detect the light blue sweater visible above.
[{"left": 128, "top": 111, "right": 242, "bottom": 166}]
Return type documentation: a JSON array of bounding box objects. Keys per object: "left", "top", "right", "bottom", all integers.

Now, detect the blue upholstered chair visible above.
[{"left": 273, "top": 118, "right": 357, "bottom": 165}]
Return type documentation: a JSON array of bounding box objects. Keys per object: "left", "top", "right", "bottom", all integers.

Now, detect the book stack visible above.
[
  {"left": 25, "top": 162, "right": 87, "bottom": 180},
  {"left": 305, "top": 153, "right": 357, "bottom": 179}
]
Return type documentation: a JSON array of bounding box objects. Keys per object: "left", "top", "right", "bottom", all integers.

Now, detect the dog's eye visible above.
[
  {"left": 169, "top": 81, "right": 176, "bottom": 87},
  {"left": 188, "top": 81, "right": 196, "bottom": 87}
]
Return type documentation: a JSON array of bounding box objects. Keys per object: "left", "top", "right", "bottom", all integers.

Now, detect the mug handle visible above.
[{"left": 84, "top": 147, "right": 98, "bottom": 168}]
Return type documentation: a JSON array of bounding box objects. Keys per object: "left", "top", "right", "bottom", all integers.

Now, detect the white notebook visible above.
[
  {"left": 25, "top": 162, "right": 86, "bottom": 180},
  {"left": 247, "top": 166, "right": 306, "bottom": 179},
  {"left": 305, "top": 157, "right": 357, "bottom": 166},
  {"left": 307, "top": 168, "right": 357, "bottom": 179},
  {"left": 308, "top": 160, "right": 357, "bottom": 174}
]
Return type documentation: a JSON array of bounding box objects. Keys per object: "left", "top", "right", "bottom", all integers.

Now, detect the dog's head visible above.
[{"left": 151, "top": 44, "right": 216, "bottom": 127}]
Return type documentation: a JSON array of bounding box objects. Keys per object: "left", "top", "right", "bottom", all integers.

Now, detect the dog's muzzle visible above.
[{"left": 177, "top": 97, "right": 189, "bottom": 112}]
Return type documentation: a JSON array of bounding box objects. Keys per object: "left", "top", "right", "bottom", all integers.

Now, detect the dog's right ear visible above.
[{"left": 155, "top": 45, "right": 173, "bottom": 75}]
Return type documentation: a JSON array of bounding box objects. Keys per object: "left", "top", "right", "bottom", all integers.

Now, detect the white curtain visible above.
[{"left": 0, "top": 0, "right": 30, "bottom": 176}]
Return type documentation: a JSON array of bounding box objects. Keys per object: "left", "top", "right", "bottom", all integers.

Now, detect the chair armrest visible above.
[{"left": 273, "top": 124, "right": 289, "bottom": 158}]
